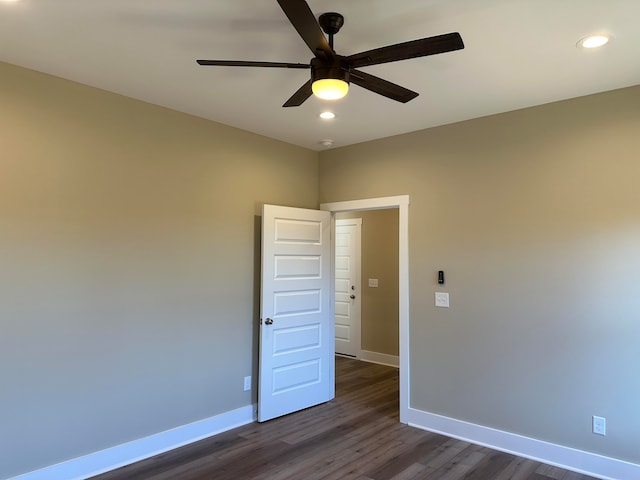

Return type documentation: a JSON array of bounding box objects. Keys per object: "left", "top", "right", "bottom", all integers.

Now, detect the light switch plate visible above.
[
  {"left": 368, "top": 278, "right": 379, "bottom": 287},
  {"left": 435, "top": 292, "right": 450, "bottom": 308}
]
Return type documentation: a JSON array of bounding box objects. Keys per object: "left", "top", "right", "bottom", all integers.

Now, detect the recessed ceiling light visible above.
[
  {"left": 577, "top": 34, "right": 612, "bottom": 49},
  {"left": 319, "top": 111, "right": 335, "bottom": 120}
]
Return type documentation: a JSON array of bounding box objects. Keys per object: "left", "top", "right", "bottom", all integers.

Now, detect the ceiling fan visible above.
[{"left": 197, "top": 0, "right": 464, "bottom": 107}]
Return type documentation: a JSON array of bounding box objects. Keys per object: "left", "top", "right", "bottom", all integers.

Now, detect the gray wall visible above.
[
  {"left": 337, "top": 210, "right": 399, "bottom": 356},
  {"left": 0, "top": 62, "right": 318, "bottom": 478},
  {"left": 320, "top": 86, "right": 640, "bottom": 465}
]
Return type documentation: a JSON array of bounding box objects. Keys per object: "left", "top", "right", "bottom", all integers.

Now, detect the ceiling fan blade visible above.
[
  {"left": 283, "top": 80, "right": 313, "bottom": 107},
  {"left": 347, "top": 32, "right": 464, "bottom": 68},
  {"left": 350, "top": 69, "right": 419, "bottom": 103},
  {"left": 277, "top": 0, "right": 333, "bottom": 57},
  {"left": 197, "top": 60, "right": 310, "bottom": 69}
]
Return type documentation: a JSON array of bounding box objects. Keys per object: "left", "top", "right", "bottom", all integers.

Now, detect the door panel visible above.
[{"left": 259, "top": 205, "right": 333, "bottom": 422}]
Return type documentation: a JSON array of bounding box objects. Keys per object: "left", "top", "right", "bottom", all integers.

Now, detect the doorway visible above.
[
  {"left": 321, "top": 195, "right": 409, "bottom": 423},
  {"left": 258, "top": 196, "right": 409, "bottom": 423},
  {"left": 334, "top": 211, "right": 400, "bottom": 367}
]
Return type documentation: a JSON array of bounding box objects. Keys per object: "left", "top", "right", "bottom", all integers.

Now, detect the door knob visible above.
[
  {"left": 350, "top": 295, "right": 356, "bottom": 299},
  {"left": 265, "top": 318, "right": 274, "bottom": 325}
]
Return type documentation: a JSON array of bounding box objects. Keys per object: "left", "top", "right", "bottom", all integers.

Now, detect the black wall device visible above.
[{"left": 438, "top": 270, "right": 445, "bottom": 285}]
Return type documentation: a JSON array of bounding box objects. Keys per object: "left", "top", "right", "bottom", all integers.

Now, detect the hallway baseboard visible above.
[{"left": 359, "top": 349, "right": 399, "bottom": 368}]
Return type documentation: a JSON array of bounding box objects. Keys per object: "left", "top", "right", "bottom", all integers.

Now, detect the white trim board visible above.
[
  {"left": 320, "top": 195, "right": 410, "bottom": 424},
  {"left": 406, "top": 407, "right": 640, "bottom": 480},
  {"left": 13, "top": 405, "right": 256, "bottom": 480}
]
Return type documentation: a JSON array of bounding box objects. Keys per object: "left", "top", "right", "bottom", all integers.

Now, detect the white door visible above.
[
  {"left": 259, "top": 204, "right": 334, "bottom": 422},
  {"left": 334, "top": 219, "right": 362, "bottom": 357}
]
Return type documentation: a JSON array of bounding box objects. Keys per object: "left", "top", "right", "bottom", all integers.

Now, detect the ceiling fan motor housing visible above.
[{"left": 311, "top": 56, "right": 349, "bottom": 84}]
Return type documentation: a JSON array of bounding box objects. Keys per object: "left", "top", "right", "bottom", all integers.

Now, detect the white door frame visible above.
[{"left": 320, "top": 195, "right": 409, "bottom": 424}]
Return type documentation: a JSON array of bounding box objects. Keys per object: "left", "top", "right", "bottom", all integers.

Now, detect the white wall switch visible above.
[
  {"left": 368, "top": 278, "right": 379, "bottom": 287},
  {"left": 593, "top": 415, "right": 606, "bottom": 436},
  {"left": 243, "top": 376, "right": 251, "bottom": 391},
  {"left": 435, "top": 292, "right": 450, "bottom": 308}
]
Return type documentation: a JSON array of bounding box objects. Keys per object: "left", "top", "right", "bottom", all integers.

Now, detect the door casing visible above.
[{"left": 321, "top": 195, "right": 409, "bottom": 423}]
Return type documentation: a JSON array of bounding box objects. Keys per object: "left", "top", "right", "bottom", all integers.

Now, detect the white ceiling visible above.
[{"left": 1, "top": 0, "right": 638, "bottom": 151}]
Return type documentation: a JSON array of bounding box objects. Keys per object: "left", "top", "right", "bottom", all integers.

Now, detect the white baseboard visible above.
[
  {"left": 406, "top": 407, "right": 640, "bottom": 480},
  {"left": 17, "top": 402, "right": 638, "bottom": 480},
  {"left": 359, "top": 350, "right": 399, "bottom": 368},
  {"left": 13, "top": 404, "right": 257, "bottom": 480}
]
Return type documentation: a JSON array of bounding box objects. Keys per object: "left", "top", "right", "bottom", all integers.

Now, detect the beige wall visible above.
[
  {"left": 0, "top": 62, "right": 318, "bottom": 478},
  {"left": 3, "top": 57, "right": 639, "bottom": 477},
  {"left": 320, "top": 86, "right": 640, "bottom": 464},
  {"left": 337, "top": 210, "right": 399, "bottom": 356}
]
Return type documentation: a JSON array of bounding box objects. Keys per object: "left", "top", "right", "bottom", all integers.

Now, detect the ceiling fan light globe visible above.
[{"left": 312, "top": 79, "right": 349, "bottom": 100}]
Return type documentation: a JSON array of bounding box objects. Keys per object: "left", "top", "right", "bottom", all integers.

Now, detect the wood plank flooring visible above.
[{"left": 92, "top": 357, "right": 597, "bottom": 480}]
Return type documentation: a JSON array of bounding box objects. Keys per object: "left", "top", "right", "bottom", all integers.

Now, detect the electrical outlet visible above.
[
  {"left": 592, "top": 415, "right": 606, "bottom": 436},
  {"left": 243, "top": 376, "right": 251, "bottom": 392}
]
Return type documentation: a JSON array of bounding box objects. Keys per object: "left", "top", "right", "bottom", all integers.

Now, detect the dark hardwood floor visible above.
[{"left": 92, "top": 357, "right": 597, "bottom": 480}]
